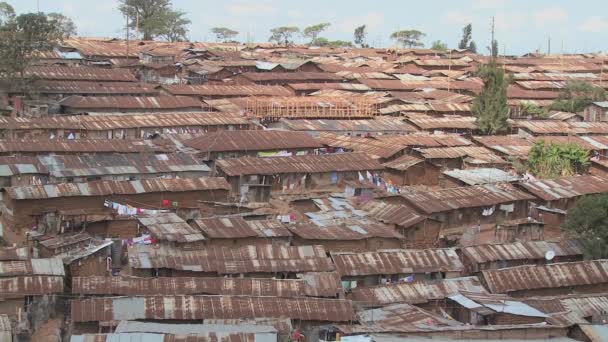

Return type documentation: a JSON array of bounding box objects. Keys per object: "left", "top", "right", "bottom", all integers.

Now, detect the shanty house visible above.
[
  {"left": 331, "top": 248, "right": 463, "bottom": 289},
  {"left": 59, "top": 96, "right": 203, "bottom": 114},
  {"left": 447, "top": 292, "right": 549, "bottom": 325},
  {"left": 583, "top": 102, "right": 608, "bottom": 122},
  {"left": 190, "top": 216, "right": 292, "bottom": 247}
]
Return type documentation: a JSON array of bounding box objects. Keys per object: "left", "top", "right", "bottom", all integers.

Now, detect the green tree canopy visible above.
[
  {"left": 562, "top": 194, "right": 608, "bottom": 259},
  {"left": 269, "top": 26, "right": 299, "bottom": 45},
  {"left": 47, "top": 13, "right": 77, "bottom": 38},
  {"left": 550, "top": 80, "right": 607, "bottom": 113},
  {"left": 312, "top": 37, "right": 353, "bottom": 48},
  {"left": 431, "top": 40, "right": 448, "bottom": 52},
  {"left": 471, "top": 61, "right": 510, "bottom": 134},
  {"left": 519, "top": 101, "right": 548, "bottom": 118},
  {"left": 211, "top": 27, "right": 238, "bottom": 42},
  {"left": 354, "top": 25, "right": 367, "bottom": 47},
  {"left": 527, "top": 140, "right": 589, "bottom": 178},
  {"left": 458, "top": 23, "right": 477, "bottom": 53},
  {"left": 119, "top": 0, "right": 190, "bottom": 41},
  {"left": 0, "top": 3, "right": 64, "bottom": 88},
  {"left": 303, "top": 23, "right": 330, "bottom": 44},
  {"left": 390, "top": 29, "right": 425, "bottom": 48}
]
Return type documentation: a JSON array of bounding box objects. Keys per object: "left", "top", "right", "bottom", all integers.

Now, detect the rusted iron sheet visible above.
[
  {"left": 184, "top": 130, "right": 322, "bottom": 153},
  {"left": 0, "top": 139, "right": 171, "bottom": 154},
  {"left": 138, "top": 213, "right": 205, "bottom": 243},
  {"left": 0, "top": 156, "right": 47, "bottom": 176},
  {"left": 72, "top": 276, "right": 306, "bottom": 297},
  {"left": 128, "top": 244, "right": 334, "bottom": 274},
  {"left": 515, "top": 120, "right": 608, "bottom": 135},
  {"left": 0, "top": 247, "right": 29, "bottom": 261},
  {"left": 362, "top": 201, "right": 426, "bottom": 228},
  {"left": 31, "top": 80, "right": 157, "bottom": 95},
  {"left": 407, "top": 116, "right": 477, "bottom": 130},
  {"left": 0, "top": 276, "right": 64, "bottom": 296},
  {"left": 240, "top": 72, "right": 342, "bottom": 82},
  {"left": 299, "top": 271, "right": 343, "bottom": 297},
  {"left": 192, "top": 217, "right": 292, "bottom": 239},
  {"left": 472, "top": 135, "right": 532, "bottom": 157},
  {"left": 288, "top": 222, "right": 403, "bottom": 240},
  {"left": 5, "top": 177, "right": 230, "bottom": 200},
  {"left": 519, "top": 174, "right": 608, "bottom": 201},
  {"left": 24, "top": 66, "right": 137, "bottom": 82},
  {"left": 0, "top": 113, "right": 248, "bottom": 131},
  {"left": 279, "top": 117, "right": 417, "bottom": 133},
  {"left": 0, "top": 258, "right": 64, "bottom": 276},
  {"left": 417, "top": 146, "right": 507, "bottom": 164},
  {"left": 70, "top": 333, "right": 258, "bottom": 342},
  {"left": 39, "top": 232, "right": 92, "bottom": 250},
  {"left": 462, "top": 240, "right": 583, "bottom": 264},
  {"left": 331, "top": 248, "right": 463, "bottom": 276},
  {"left": 358, "top": 303, "right": 460, "bottom": 328},
  {"left": 60, "top": 96, "right": 202, "bottom": 110},
  {"left": 216, "top": 152, "right": 383, "bottom": 176},
  {"left": 400, "top": 183, "right": 535, "bottom": 214},
  {"left": 351, "top": 276, "right": 485, "bottom": 305},
  {"left": 70, "top": 296, "right": 356, "bottom": 322},
  {"left": 482, "top": 260, "right": 608, "bottom": 294},
  {"left": 164, "top": 84, "right": 292, "bottom": 97},
  {"left": 382, "top": 154, "right": 425, "bottom": 170},
  {"left": 317, "top": 133, "right": 405, "bottom": 159},
  {"left": 288, "top": 83, "right": 371, "bottom": 91}
]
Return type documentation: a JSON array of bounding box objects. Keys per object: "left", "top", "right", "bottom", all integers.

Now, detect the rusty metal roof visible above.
[
  {"left": 463, "top": 240, "right": 583, "bottom": 264},
  {"left": 377, "top": 134, "right": 472, "bottom": 148},
  {"left": 519, "top": 175, "right": 608, "bottom": 201},
  {"left": 128, "top": 244, "right": 334, "bottom": 274},
  {"left": 288, "top": 222, "right": 403, "bottom": 241},
  {"left": 184, "top": 130, "right": 322, "bottom": 154},
  {"left": 192, "top": 217, "right": 291, "bottom": 239},
  {"left": 4, "top": 177, "right": 230, "bottom": 200},
  {"left": 0, "top": 156, "right": 47, "bottom": 176},
  {"left": 240, "top": 72, "right": 342, "bottom": 82},
  {"left": 216, "top": 152, "right": 384, "bottom": 176},
  {"left": 0, "top": 258, "right": 64, "bottom": 276},
  {"left": 164, "top": 84, "right": 293, "bottom": 97},
  {"left": 0, "top": 276, "right": 64, "bottom": 296},
  {"left": 401, "top": 183, "right": 535, "bottom": 214},
  {"left": 443, "top": 168, "right": 520, "bottom": 185},
  {"left": 0, "top": 139, "right": 171, "bottom": 154},
  {"left": 362, "top": 201, "right": 426, "bottom": 228},
  {"left": 515, "top": 120, "right": 608, "bottom": 135},
  {"left": 331, "top": 248, "right": 463, "bottom": 276},
  {"left": 70, "top": 296, "right": 355, "bottom": 322},
  {"left": 288, "top": 83, "right": 371, "bottom": 91},
  {"left": 382, "top": 154, "right": 425, "bottom": 170},
  {"left": 318, "top": 133, "right": 406, "bottom": 159},
  {"left": 472, "top": 135, "right": 533, "bottom": 157},
  {"left": 138, "top": 213, "right": 205, "bottom": 243},
  {"left": 24, "top": 66, "right": 137, "bottom": 82},
  {"left": 39, "top": 232, "right": 92, "bottom": 250},
  {"left": 448, "top": 292, "right": 549, "bottom": 318},
  {"left": 31, "top": 80, "right": 157, "bottom": 95},
  {"left": 358, "top": 303, "right": 460, "bottom": 328},
  {"left": 406, "top": 116, "right": 477, "bottom": 130},
  {"left": 39, "top": 153, "right": 208, "bottom": 178},
  {"left": 351, "top": 276, "right": 486, "bottom": 305},
  {"left": 482, "top": 260, "right": 608, "bottom": 294},
  {"left": 279, "top": 117, "right": 417, "bottom": 133},
  {"left": 60, "top": 96, "right": 203, "bottom": 110},
  {"left": 0, "top": 247, "right": 29, "bottom": 261},
  {"left": 70, "top": 332, "right": 260, "bottom": 342}
]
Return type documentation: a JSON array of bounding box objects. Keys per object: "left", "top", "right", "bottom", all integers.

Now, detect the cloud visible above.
[
  {"left": 580, "top": 16, "right": 608, "bottom": 33},
  {"left": 533, "top": 7, "right": 568, "bottom": 28},
  {"left": 335, "top": 12, "right": 383, "bottom": 34},
  {"left": 442, "top": 10, "right": 473, "bottom": 25},
  {"left": 225, "top": 1, "right": 278, "bottom": 17}
]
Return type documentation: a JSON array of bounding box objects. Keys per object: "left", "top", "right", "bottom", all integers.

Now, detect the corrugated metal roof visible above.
[
  {"left": 331, "top": 248, "right": 463, "bottom": 276},
  {"left": 240, "top": 72, "right": 342, "bottom": 82},
  {"left": 216, "top": 152, "right": 383, "bottom": 176},
  {"left": 192, "top": 217, "right": 291, "bottom": 239},
  {"left": 279, "top": 117, "right": 417, "bottom": 133},
  {"left": 519, "top": 175, "right": 608, "bottom": 201},
  {"left": 463, "top": 240, "right": 583, "bottom": 264},
  {"left": 377, "top": 134, "right": 472, "bottom": 148},
  {"left": 184, "top": 130, "right": 322, "bottom": 154},
  {"left": 164, "top": 84, "right": 292, "bottom": 97},
  {"left": 60, "top": 96, "right": 203, "bottom": 110},
  {"left": 350, "top": 276, "right": 486, "bottom": 305},
  {"left": 0, "top": 276, "right": 64, "bottom": 296},
  {"left": 406, "top": 116, "right": 477, "bottom": 130},
  {"left": 70, "top": 296, "right": 356, "bottom": 322},
  {"left": 0, "top": 247, "right": 29, "bottom": 261},
  {"left": 362, "top": 201, "right": 426, "bottom": 228},
  {"left": 288, "top": 222, "right": 403, "bottom": 241},
  {"left": 138, "top": 213, "right": 205, "bottom": 243},
  {"left": 401, "top": 183, "right": 535, "bottom": 214},
  {"left": 448, "top": 292, "right": 548, "bottom": 318},
  {"left": 288, "top": 83, "right": 371, "bottom": 91},
  {"left": 318, "top": 134, "right": 406, "bottom": 159},
  {"left": 70, "top": 332, "right": 261, "bottom": 342},
  {"left": 443, "top": 168, "right": 519, "bottom": 185},
  {"left": 382, "top": 154, "right": 425, "bottom": 170},
  {"left": 31, "top": 80, "right": 157, "bottom": 95},
  {"left": 115, "top": 321, "right": 277, "bottom": 335},
  {"left": 472, "top": 135, "right": 533, "bottom": 157},
  {"left": 4, "top": 177, "right": 230, "bottom": 200},
  {"left": 481, "top": 260, "right": 608, "bottom": 294},
  {"left": 0, "top": 156, "right": 48, "bottom": 176},
  {"left": 128, "top": 244, "right": 334, "bottom": 274},
  {"left": 515, "top": 120, "right": 608, "bottom": 135},
  {"left": 25, "top": 66, "right": 137, "bottom": 82},
  {"left": 0, "top": 139, "right": 171, "bottom": 154},
  {"left": 358, "top": 303, "right": 460, "bottom": 328},
  {"left": 0, "top": 258, "right": 64, "bottom": 276}
]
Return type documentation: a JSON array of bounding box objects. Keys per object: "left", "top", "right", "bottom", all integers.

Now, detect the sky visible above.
[{"left": 7, "top": 0, "right": 608, "bottom": 55}]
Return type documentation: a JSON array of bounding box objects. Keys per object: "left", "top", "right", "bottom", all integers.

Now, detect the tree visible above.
[
  {"left": 312, "top": 37, "right": 353, "bottom": 48},
  {"left": 269, "top": 26, "right": 299, "bottom": 46},
  {"left": 158, "top": 10, "right": 189, "bottom": 42},
  {"left": 527, "top": 140, "right": 589, "bottom": 178},
  {"left": 562, "top": 194, "right": 608, "bottom": 259},
  {"left": 210, "top": 27, "right": 238, "bottom": 42},
  {"left": 431, "top": 40, "right": 448, "bottom": 52},
  {"left": 47, "top": 13, "right": 77, "bottom": 38},
  {"left": 550, "top": 80, "right": 607, "bottom": 113},
  {"left": 119, "top": 0, "right": 190, "bottom": 41},
  {"left": 471, "top": 61, "right": 510, "bottom": 134},
  {"left": 488, "top": 39, "right": 498, "bottom": 57},
  {"left": 519, "top": 101, "right": 548, "bottom": 118},
  {"left": 0, "top": 4, "right": 64, "bottom": 89},
  {"left": 390, "top": 29, "right": 425, "bottom": 48},
  {"left": 458, "top": 23, "right": 477, "bottom": 53},
  {"left": 354, "top": 25, "right": 367, "bottom": 47},
  {"left": 303, "top": 23, "right": 330, "bottom": 45}
]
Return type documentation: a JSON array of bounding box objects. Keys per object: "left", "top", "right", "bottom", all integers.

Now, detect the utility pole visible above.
[
  {"left": 135, "top": 11, "right": 139, "bottom": 41},
  {"left": 490, "top": 16, "right": 495, "bottom": 58},
  {"left": 126, "top": 13, "right": 130, "bottom": 60},
  {"left": 548, "top": 36, "right": 551, "bottom": 55}
]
